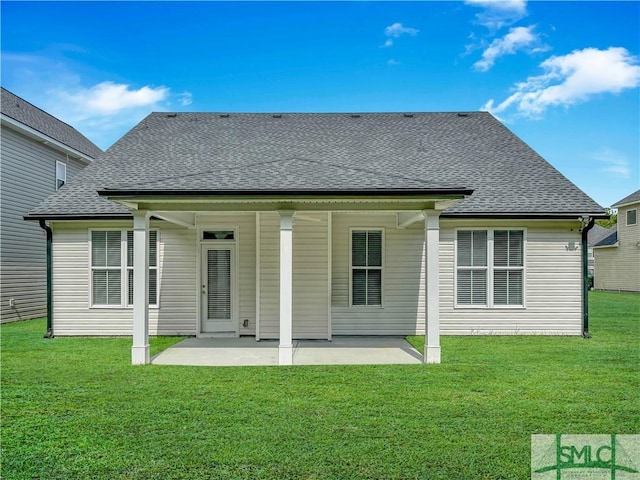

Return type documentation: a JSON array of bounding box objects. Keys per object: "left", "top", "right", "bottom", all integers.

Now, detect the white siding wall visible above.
[
  {"left": 332, "top": 213, "right": 425, "bottom": 335},
  {"left": 1, "top": 126, "right": 87, "bottom": 322},
  {"left": 50, "top": 214, "right": 583, "bottom": 337},
  {"left": 52, "top": 221, "right": 197, "bottom": 335},
  {"left": 594, "top": 204, "right": 640, "bottom": 292},
  {"left": 439, "top": 220, "right": 582, "bottom": 335},
  {"left": 258, "top": 213, "right": 329, "bottom": 339}
]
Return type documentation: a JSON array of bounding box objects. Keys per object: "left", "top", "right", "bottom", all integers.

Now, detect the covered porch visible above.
[
  {"left": 151, "top": 336, "right": 423, "bottom": 366},
  {"left": 96, "top": 192, "right": 467, "bottom": 366}
]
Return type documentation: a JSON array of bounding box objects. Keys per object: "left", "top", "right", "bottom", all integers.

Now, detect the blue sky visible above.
[{"left": 2, "top": 1, "right": 638, "bottom": 208}]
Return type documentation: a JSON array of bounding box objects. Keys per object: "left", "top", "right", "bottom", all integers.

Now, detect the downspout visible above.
[
  {"left": 39, "top": 220, "right": 53, "bottom": 338},
  {"left": 580, "top": 216, "right": 595, "bottom": 339}
]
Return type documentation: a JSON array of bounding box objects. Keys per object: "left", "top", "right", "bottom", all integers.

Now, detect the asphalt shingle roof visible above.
[
  {"left": 594, "top": 225, "right": 618, "bottom": 247},
  {"left": 27, "top": 111, "right": 605, "bottom": 218},
  {"left": 1, "top": 87, "right": 102, "bottom": 159},
  {"left": 612, "top": 189, "right": 640, "bottom": 208},
  {"left": 588, "top": 224, "right": 615, "bottom": 247}
]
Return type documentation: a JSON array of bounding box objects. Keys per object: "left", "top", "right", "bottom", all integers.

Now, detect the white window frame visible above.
[
  {"left": 454, "top": 227, "right": 527, "bottom": 309},
  {"left": 626, "top": 208, "right": 637, "bottom": 226},
  {"left": 89, "top": 229, "right": 159, "bottom": 309},
  {"left": 56, "top": 161, "right": 66, "bottom": 190},
  {"left": 349, "top": 227, "right": 384, "bottom": 308}
]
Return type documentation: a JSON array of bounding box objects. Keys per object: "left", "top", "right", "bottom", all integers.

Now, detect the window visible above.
[
  {"left": 91, "top": 231, "right": 122, "bottom": 306},
  {"left": 493, "top": 230, "right": 524, "bottom": 306},
  {"left": 627, "top": 209, "right": 637, "bottom": 226},
  {"left": 351, "top": 229, "right": 383, "bottom": 306},
  {"left": 90, "top": 230, "right": 158, "bottom": 307},
  {"left": 456, "top": 231, "right": 488, "bottom": 305},
  {"left": 56, "top": 161, "right": 66, "bottom": 190},
  {"left": 456, "top": 229, "right": 525, "bottom": 307}
]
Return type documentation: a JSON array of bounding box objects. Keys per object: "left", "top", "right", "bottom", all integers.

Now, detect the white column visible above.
[
  {"left": 132, "top": 210, "right": 150, "bottom": 365},
  {"left": 423, "top": 209, "right": 441, "bottom": 364},
  {"left": 277, "top": 210, "right": 295, "bottom": 365}
]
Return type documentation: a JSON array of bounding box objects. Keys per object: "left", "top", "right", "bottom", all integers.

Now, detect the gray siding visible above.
[
  {"left": 1, "top": 126, "right": 87, "bottom": 322},
  {"left": 594, "top": 205, "right": 640, "bottom": 292}
]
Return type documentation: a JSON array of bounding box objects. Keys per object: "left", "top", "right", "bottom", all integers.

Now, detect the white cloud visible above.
[
  {"left": 473, "top": 26, "right": 543, "bottom": 72},
  {"left": 482, "top": 47, "right": 640, "bottom": 118},
  {"left": 465, "top": 0, "right": 528, "bottom": 30},
  {"left": 381, "top": 39, "right": 394, "bottom": 48},
  {"left": 57, "top": 81, "right": 169, "bottom": 115},
  {"left": 384, "top": 23, "right": 419, "bottom": 38},
  {"left": 592, "top": 148, "right": 631, "bottom": 178},
  {"left": 2, "top": 53, "right": 191, "bottom": 149},
  {"left": 387, "top": 59, "right": 401, "bottom": 66}
]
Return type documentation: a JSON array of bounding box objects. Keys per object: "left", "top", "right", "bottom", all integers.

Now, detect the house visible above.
[
  {"left": 25, "top": 112, "right": 607, "bottom": 364},
  {"left": 1, "top": 87, "right": 102, "bottom": 322},
  {"left": 587, "top": 224, "right": 613, "bottom": 275},
  {"left": 593, "top": 190, "right": 640, "bottom": 292}
]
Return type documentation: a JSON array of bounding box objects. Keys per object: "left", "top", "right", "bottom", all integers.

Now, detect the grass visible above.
[{"left": 2, "top": 291, "right": 638, "bottom": 479}]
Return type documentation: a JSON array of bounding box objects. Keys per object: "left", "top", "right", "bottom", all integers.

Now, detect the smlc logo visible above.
[{"left": 532, "top": 434, "right": 639, "bottom": 479}]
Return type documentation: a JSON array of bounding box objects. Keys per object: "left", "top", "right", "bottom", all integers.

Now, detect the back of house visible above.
[
  {"left": 0, "top": 87, "right": 102, "bottom": 322},
  {"left": 25, "top": 111, "right": 606, "bottom": 364},
  {"left": 594, "top": 190, "right": 640, "bottom": 292}
]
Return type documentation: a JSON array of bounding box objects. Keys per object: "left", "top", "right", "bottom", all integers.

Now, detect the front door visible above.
[{"left": 201, "top": 245, "right": 235, "bottom": 334}]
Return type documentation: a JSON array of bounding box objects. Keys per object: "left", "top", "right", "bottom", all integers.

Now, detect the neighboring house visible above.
[
  {"left": 587, "top": 224, "right": 614, "bottom": 274},
  {"left": 593, "top": 190, "right": 640, "bottom": 292},
  {"left": 1, "top": 87, "right": 102, "bottom": 322},
  {"left": 25, "top": 112, "right": 606, "bottom": 364}
]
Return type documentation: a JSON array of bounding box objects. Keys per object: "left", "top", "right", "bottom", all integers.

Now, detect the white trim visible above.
[
  {"left": 196, "top": 225, "right": 239, "bottom": 337},
  {"left": 88, "top": 228, "right": 127, "bottom": 308},
  {"left": 255, "top": 212, "right": 261, "bottom": 341},
  {"left": 454, "top": 227, "right": 528, "bottom": 309},
  {"left": 131, "top": 211, "right": 150, "bottom": 365},
  {"left": 626, "top": 208, "right": 637, "bottom": 226},
  {"left": 1, "top": 114, "right": 94, "bottom": 163},
  {"left": 423, "top": 209, "right": 441, "bottom": 364},
  {"left": 348, "top": 227, "right": 385, "bottom": 308},
  {"left": 55, "top": 160, "right": 67, "bottom": 190},
  {"left": 88, "top": 228, "right": 159, "bottom": 309},
  {"left": 327, "top": 212, "right": 332, "bottom": 341},
  {"left": 199, "top": 244, "right": 239, "bottom": 337},
  {"left": 277, "top": 210, "right": 295, "bottom": 365}
]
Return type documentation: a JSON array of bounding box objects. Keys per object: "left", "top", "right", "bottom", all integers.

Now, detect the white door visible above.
[{"left": 201, "top": 245, "right": 235, "bottom": 334}]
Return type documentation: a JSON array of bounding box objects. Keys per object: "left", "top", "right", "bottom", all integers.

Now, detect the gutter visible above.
[
  {"left": 38, "top": 220, "right": 54, "bottom": 338},
  {"left": 580, "top": 216, "right": 596, "bottom": 338}
]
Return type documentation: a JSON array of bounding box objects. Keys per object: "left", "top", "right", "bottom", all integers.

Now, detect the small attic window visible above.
[
  {"left": 56, "top": 161, "right": 66, "bottom": 190},
  {"left": 627, "top": 209, "right": 637, "bottom": 226}
]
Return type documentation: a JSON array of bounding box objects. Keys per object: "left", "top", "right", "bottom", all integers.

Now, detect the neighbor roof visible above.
[
  {"left": 588, "top": 224, "right": 615, "bottom": 247},
  {"left": 594, "top": 225, "right": 618, "bottom": 247},
  {"left": 1, "top": 87, "right": 103, "bottom": 159},
  {"left": 26, "top": 111, "right": 605, "bottom": 219},
  {"left": 612, "top": 189, "right": 640, "bottom": 208}
]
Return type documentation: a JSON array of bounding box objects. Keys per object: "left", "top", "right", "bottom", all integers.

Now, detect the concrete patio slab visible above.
[{"left": 151, "top": 336, "right": 423, "bottom": 366}]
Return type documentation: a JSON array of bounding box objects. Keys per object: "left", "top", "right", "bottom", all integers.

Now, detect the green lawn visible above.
[{"left": 2, "top": 291, "right": 638, "bottom": 479}]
